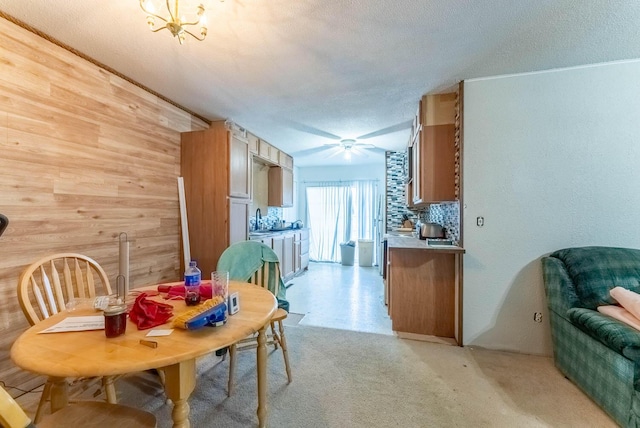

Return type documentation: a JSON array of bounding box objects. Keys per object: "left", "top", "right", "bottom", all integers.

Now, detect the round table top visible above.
[{"left": 11, "top": 281, "right": 276, "bottom": 378}]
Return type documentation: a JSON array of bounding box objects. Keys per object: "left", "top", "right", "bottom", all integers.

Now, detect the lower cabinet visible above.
[
  {"left": 300, "top": 229, "right": 309, "bottom": 271},
  {"left": 272, "top": 235, "right": 284, "bottom": 272},
  {"left": 248, "top": 229, "right": 310, "bottom": 282},
  {"left": 388, "top": 248, "right": 460, "bottom": 343},
  {"left": 282, "top": 233, "right": 295, "bottom": 279}
]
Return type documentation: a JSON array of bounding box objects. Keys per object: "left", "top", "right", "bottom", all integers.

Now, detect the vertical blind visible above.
[{"left": 305, "top": 180, "right": 378, "bottom": 263}]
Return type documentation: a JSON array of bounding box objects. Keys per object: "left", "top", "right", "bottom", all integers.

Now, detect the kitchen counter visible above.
[
  {"left": 249, "top": 227, "right": 307, "bottom": 238},
  {"left": 385, "top": 235, "right": 465, "bottom": 253},
  {"left": 384, "top": 234, "right": 464, "bottom": 344}
]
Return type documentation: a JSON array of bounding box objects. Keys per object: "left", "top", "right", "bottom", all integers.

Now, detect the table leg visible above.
[
  {"left": 161, "top": 359, "right": 196, "bottom": 428},
  {"left": 49, "top": 377, "right": 69, "bottom": 413},
  {"left": 256, "top": 325, "right": 268, "bottom": 428}
]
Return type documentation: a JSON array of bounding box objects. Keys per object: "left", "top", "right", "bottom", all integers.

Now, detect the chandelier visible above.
[{"left": 139, "top": 0, "right": 210, "bottom": 44}]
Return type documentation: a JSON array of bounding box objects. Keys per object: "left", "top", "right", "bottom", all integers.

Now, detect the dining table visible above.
[{"left": 11, "top": 280, "right": 277, "bottom": 428}]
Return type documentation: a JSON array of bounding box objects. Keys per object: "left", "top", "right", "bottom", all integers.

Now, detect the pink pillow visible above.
[
  {"left": 598, "top": 305, "right": 640, "bottom": 331},
  {"left": 610, "top": 287, "right": 640, "bottom": 320}
]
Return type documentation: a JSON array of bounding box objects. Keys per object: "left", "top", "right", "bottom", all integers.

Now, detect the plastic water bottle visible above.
[{"left": 184, "top": 260, "right": 201, "bottom": 306}]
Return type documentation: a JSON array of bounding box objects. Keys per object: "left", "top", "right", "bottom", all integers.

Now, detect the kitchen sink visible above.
[{"left": 249, "top": 230, "right": 274, "bottom": 235}]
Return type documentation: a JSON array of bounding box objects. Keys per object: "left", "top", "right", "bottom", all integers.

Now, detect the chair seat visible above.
[
  {"left": 38, "top": 402, "right": 156, "bottom": 428},
  {"left": 272, "top": 308, "right": 288, "bottom": 322}
]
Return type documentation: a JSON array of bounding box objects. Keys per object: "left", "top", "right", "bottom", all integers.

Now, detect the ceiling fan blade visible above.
[
  {"left": 281, "top": 119, "right": 342, "bottom": 140},
  {"left": 354, "top": 143, "right": 376, "bottom": 149},
  {"left": 291, "top": 146, "right": 336, "bottom": 157},
  {"left": 350, "top": 147, "right": 369, "bottom": 157},
  {"left": 324, "top": 147, "right": 345, "bottom": 159},
  {"left": 356, "top": 119, "right": 413, "bottom": 140},
  {"left": 359, "top": 146, "right": 387, "bottom": 154}
]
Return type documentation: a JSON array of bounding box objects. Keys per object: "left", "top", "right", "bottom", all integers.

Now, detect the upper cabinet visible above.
[
  {"left": 268, "top": 166, "right": 294, "bottom": 207},
  {"left": 229, "top": 131, "right": 251, "bottom": 199},
  {"left": 408, "top": 92, "right": 456, "bottom": 206}
]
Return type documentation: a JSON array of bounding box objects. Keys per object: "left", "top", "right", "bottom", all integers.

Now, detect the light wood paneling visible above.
[{"left": 0, "top": 17, "right": 208, "bottom": 391}]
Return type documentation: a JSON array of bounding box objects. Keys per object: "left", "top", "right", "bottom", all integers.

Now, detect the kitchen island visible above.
[{"left": 385, "top": 235, "right": 464, "bottom": 344}]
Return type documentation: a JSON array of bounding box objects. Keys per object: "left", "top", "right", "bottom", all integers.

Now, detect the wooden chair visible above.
[
  {"left": 217, "top": 241, "right": 292, "bottom": 396},
  {"left": 0, "top": 383, "right": 156, "bottom": 428},
  {"left": 17, "top": 253, "right": 117, "bottom": 423}
]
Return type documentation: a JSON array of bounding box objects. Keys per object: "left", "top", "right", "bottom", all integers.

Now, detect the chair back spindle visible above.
[{"left": 19, "top": 253, "right": 111, "bottom": 325}]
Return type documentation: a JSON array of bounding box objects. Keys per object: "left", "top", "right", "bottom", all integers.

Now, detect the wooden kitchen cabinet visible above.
[
  {"left": 247, "top": 132, "right": 259, "bottom": 155},
  {"left": 271, "top": 235, "right": 284, "bottom": 272},
  {"left": 410, "top": 92, "right": 456, "bottom": 205},
  {"left": 300, "top": 229, "right": 309, "bottom": 271},
  {"left": 181, "top": 121, "right": 251, "bottom": 275},
  {"left": 229, "top": 198, "right": 250, "bottom": 245},
  {"left": 279, "top": 152, "right": 294, "bottom": 169},
  {"left": 282, "top": 233, "right": 295, "bottom": 279},
  {"left": 293, "top": 238, "right": 301, "bottom": 273},
  {"left": 229, "top": 133, "right": 251, "bottom": 199},
  {"left": 268, "top": 166, "right": 293, "bottom": 207},
  {"left": 387, "top": 245, "right": 462, "bottom": 343}
]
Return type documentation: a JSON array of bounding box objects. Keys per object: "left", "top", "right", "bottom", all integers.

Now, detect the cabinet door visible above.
[
  {"left": 293, "top": 241, "right": 301, "bottom": 273},
  {"left": 282, "top": 168, "right": 293, "bottom": 207},
  {"left": 229, "top": 134, "right": 250, "bottom": 199},
  {"left": 272, "top": 235, "right": 284, "bottom": 267},
  {"left": 279, "top": 152, "right": 293, "bottom": 169},
  {"left": 282, "top": 234, "right": 294, "bottom": 279},
  {"left": 259, "top": 139, "right": 270, "bottom": 160},
  {"left": 247, "top": 133, "right": 259, "bottom": 154},
  {"left": 269, "top": 146, "right": 280, "bottom": 163},
  {"left": 300, "top": 229, "right": 309, "bottom": 270},
  {"left": 268, "top": 167, "right": 294, "bottom": 208},
  {"left": 229, "top": 198, "right": 249, "bottom": 245},
  {"left": 414, "top": 93, "right": 456, "bottom": 204}
]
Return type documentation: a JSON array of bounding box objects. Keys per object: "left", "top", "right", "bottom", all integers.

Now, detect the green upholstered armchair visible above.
[{"left": 543, "top": 246, "right": 640, "bottom": 427}]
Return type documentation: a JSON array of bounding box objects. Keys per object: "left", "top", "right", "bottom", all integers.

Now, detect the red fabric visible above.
[
  {"left": 129, "top": 292, "right": 174, "bottom": 330},
  {"left": 157, "top": 284, "right": 213, "bottom": 300}
]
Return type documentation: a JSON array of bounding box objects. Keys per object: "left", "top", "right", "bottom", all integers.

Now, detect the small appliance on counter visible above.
[
  {"left": 417, "top": 222, "right": 446, "bottom": 240},
  {"left": 292, "top": 220, "right": 304, "bottom": 229}
]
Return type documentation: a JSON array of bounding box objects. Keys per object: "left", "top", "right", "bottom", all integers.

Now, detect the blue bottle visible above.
[{"left": 184, "top": 260, "right": 201, "bottom": 306}]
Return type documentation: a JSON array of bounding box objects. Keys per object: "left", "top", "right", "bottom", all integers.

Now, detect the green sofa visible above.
[{"left": 543, "top": 246, "right": 640, "bottom": 427}]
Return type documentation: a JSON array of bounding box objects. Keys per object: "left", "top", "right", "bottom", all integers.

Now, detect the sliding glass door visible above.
[{"left": 305, "top": 180, "right": 377, "bottom": 263}]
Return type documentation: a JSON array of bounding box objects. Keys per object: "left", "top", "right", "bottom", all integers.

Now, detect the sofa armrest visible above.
[
  {"left": 568, "top": 307, "right": 640, "bottom": 361},
  {"left": 543, "top": 256, "right": 581, "bottom": 316}
]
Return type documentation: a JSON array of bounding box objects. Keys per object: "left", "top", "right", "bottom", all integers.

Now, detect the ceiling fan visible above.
[{"left": 289, "top": 120, "right": 412, "bottom": 160}]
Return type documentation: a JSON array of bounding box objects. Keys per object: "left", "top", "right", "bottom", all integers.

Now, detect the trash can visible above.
[
  {"left": 340, "top": 241, "right": 355, "bottom": 266},
  {"left": 358, "top": 239, "right": 374, "bottom": 267}
]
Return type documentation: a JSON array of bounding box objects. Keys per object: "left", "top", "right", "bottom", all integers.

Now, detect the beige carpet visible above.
[{"left": 21, "top": 324, "right": 616, "bottom": 427}]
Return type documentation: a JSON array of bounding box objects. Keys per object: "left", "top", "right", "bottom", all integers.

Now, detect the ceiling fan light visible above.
[{"left": 344, "top": 148, "right": 352, "bottom": 161}]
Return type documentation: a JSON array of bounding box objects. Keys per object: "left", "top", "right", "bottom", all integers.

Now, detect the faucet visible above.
[{"left": 255, "top": 208, "right": 262, "bottom": 231}]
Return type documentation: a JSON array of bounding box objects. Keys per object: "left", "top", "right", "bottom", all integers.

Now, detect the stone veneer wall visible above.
[{"left": 385, "top": 151, "right": 460, "bottom": 243}]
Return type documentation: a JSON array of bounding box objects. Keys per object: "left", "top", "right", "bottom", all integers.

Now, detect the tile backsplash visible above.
[
  {"left": 249, "top": 207, "right": 283, "bottom": 231},
  {"left": 385, "top": 151, "right": 460, "bottom": 243}
]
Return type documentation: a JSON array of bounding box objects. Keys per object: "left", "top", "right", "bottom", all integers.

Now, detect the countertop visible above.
[
  {"left": 385, "top": 235, "right": 465, "bottom": 253},
  {"left": 249, "top": 227, "right": 308, "bottom": 238}
]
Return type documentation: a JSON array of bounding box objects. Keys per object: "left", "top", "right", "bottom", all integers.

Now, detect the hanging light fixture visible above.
[{"left": 139, "top": 0, "right": 211, "bottom": 44}]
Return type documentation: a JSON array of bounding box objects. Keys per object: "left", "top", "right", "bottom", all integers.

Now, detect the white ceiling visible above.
[{"left": 1, "top": 0, "right": 639, "bottom": 167}]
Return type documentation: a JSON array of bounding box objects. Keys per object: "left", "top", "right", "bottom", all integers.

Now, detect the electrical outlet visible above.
[
  {"left": 476, "top": 216, "right": 484, "bottom": 227},
  {"left": 533, "top": 312, "right": 543, "bottom": 323}
]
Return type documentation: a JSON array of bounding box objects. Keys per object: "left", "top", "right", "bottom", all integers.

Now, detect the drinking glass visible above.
[{"left": 211, "top": 271, "right": 229, "bottom": 300}]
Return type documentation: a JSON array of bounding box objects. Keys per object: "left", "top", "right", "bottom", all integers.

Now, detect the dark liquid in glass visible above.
[
  {"left": 104, "top": 311, "right": 127, "bottom": 338},
  {"left": 185, "top": 291, "right": 201, "bottom": 306}
]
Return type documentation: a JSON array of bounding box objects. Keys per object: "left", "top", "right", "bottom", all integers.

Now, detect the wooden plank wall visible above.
[{"left": 0, "top": 17, "right": 209, "bottom": 389}]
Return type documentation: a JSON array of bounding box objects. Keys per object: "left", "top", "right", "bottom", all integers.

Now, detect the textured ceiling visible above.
[{"left": 1, "top": 0, "right": 639, "bottom": 166}]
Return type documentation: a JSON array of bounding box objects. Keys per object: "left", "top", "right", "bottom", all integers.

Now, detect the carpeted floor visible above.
[{"left": 104, "top": 324, "right": 615, "bottom": 428}]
